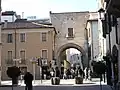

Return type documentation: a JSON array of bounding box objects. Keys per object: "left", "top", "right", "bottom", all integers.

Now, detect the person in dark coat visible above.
[
  {"left": 55, "top": 67, "right": 60, "bottom": 77},
  {"left": 75, "top": 66, "right": 84, "bottom": 78},
  {"left": 24, "top": 72, "right": 33, "bottom": 90}
]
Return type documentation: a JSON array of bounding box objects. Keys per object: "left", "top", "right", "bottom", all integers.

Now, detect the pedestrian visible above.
[
  {"left": 84, "top": 67, "right": 88, "bottom": 80},
  {"left": 75, "top": 66, "right": 84, "bottom": 78},
  {"left": 63, "top": 69, "right": 67, "bottom": 79},
  {"left": 24, "top": 72, "right": 33, "bottom": 90},
  {"left": 50, "top": 68, "right": 55, "bottom": 77},
  {"left": 88, "top": 68, "right": 92, "bottom": 81},
  {"left": 55, "top": 67, "right": 60, "bottom": 77},
  {"left": 70, "top": 68, "right": 75, "bottom": 79},
  {"left": 66, "top": 69, "right": 71, "bottom": 79}
]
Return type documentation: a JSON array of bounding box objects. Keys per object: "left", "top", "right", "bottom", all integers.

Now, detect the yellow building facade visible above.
[{"left": 1, "top": 20, "right": 56, "bottom": 80}]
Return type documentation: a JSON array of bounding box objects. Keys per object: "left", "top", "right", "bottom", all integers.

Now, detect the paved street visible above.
[
  {"left": 1, "top": 78, "right": 107, "bottom": 86},
  {"left": 0, "top": 78, "right": 112, "bottom": 90}
]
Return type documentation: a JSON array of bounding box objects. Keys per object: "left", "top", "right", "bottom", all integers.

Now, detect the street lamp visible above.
[
  {"left": 30, "top": 57, "right": 37, "bottom": 83},
  {"left": 98, "top": 8, "right": 105, "bottom": 20}
]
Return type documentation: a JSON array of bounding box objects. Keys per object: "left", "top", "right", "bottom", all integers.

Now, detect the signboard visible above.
[
  {"left": 27, "top": 16, "right": 37, "bottom": 20},
  {"left": 42, "top": 59, "right": 47, "bottom": 66},
  {"left": 13, "top": 58, "right": 21, "bottom": 61}
]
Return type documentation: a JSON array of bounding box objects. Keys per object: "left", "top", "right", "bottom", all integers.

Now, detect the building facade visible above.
[
  {"left": 85, "top": 12, "right": 106, "bottom": 71},
  {"left": 98, "top": 0, "right": 120, "bottom": 86},
  {"left": 1, "top": 20, "right": 56, "bottom": 80},
  {"left": 50, "top": 11, "right": 90, "bottom": 68},
  {"left": 86, "top": 12, "right": 99, "bottom": 62}
]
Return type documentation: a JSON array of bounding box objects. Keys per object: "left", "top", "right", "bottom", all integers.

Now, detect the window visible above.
[
  {"left": 7, "top": 51, "right": 13, "bottom": 64},
  {"left": 42, "top": 50, "right": 47, "bottom": 58},
  {"left": 20, "top": 50, "right": 25, "bottom": 64},
  {"left": 20, "top": 33, "right": 25, "bottom": 42},
  {"left": 7, "top": 34, "right": 13, "bottom": 43},
  {"left": 68, "top": 28, "right": 74, "bottom": 37},
  {"left": 42, "top": 32, "right": 47, "bottom": 42}
]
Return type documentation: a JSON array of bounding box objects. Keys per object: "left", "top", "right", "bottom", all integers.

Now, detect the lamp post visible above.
[
  {"left": 30, "top": 57, "right": 37, "bottom": 84},
  {"left": 98, "top": 8, "right": 105, "bottom": 90},
  {"left": 98, "top": 8, "right": 105, "bottom": 59},
  {"left": 98, "top": 8, "right": 105, "bottom": 20},
  {"left": 38, "top": 57, "right": 42, "bottom": 84}
]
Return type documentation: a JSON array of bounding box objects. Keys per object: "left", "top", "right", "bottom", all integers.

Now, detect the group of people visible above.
[
  {"left": 84, "top": 67, "right": 92, "bottom": 81},
  {"left": 50, "top": 66, "right": 92, "bottom": 80},
  {"left": 22, "top": 66, "right": 92, "bottom": 90}
]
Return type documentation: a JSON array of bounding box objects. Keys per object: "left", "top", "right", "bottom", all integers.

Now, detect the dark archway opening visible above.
[{"left": 56, "top": 43, "right": 88, "bottom": 79}]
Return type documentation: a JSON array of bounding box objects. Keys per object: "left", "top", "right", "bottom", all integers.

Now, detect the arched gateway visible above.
[
  {"left": 56, "top": 43, "right": 88, "bottom": 69},
  {"left": 50, "top": 11, "right": 90, "bottom": 70}
]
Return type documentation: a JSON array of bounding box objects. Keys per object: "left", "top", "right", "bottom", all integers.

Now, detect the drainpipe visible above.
[
  {"left": 14, "top": 24, "right": 17, "bottom": 66},
  {"left": 107, "top": 13, "right": 115, "bottom": 86}
]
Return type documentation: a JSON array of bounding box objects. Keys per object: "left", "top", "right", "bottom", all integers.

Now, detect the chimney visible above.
[
  {"left": 49, "top": 11, "right": 52, "bottom": 14},
  {"left": 4, "top": 20, "right": 8, "bottom": 28},
  {"left": 17, "top": 15, "right": 21, "bottom": 19}
]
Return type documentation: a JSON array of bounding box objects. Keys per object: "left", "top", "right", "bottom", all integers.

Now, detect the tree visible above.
[{"left": 7, "top": 66, "right": 21, "bottom": 85}]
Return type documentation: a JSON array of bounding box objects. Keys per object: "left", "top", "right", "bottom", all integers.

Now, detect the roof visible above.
[
  {"left": 28, "top": 19, "right": 52, "bottom": 25},
  {"left": 2, "top": 11, "right": 16, "bottom": 16},
  {"left": 50, "top": 11, "right": 89, "bottom": 14},
  {"left": 2, "top": 21, "right": 54, "bottom": 30}
]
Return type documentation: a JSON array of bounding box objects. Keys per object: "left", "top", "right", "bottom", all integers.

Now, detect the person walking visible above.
[
  {"left": 50, "top": 68, "right": 55, "bottom": 77},
  {"left": 88, "top": 68, "right": 92, "bottom": 81},
  {"left": 84, "top": 67, "right": 88, "bottom": 80},
  {"left": 24, "top": 72, "right": 33, "bottom": 90},
  {"left": 55, "top": 67, "right": 60, "bottom": 77}
]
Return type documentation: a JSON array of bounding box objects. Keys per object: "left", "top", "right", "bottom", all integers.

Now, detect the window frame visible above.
[
  {"left": 19, "top": 49, "right": 26, "bottom": 61},
  {"left": 68, "top": 28, "right": 74, "bottom": 37},
  {"left": 7, "top": 34, "right": 13, "bottom": 43},
  {"left": 41, "top": 32, "right": 47, "bottom": 42},
  {"left": 20, "top": 33, "right": 26, "bottom": 42},
  {"left": 41, "top": 49, "right": 48, "bottom": 59},
  {"left": 7, "top": 50, "right": 13, "bottom": 64},
  {"left": 8, "top": 51, "right": 13, "bottom": 60}
]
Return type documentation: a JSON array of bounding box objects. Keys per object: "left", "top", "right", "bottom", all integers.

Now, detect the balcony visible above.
[
  {"left": 6, "top": 59, "right": 13, "bottom": 65},
  {"left": 106, "top": 0, "right": 120, "bottom": 17},
  {"left": 66, "top": 34, "right": 75, "bottom": 40}
]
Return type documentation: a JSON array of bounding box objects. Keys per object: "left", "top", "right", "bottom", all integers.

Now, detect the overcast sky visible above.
[{"left": 2, "top": 0, "right": 98, "bottom": 19}]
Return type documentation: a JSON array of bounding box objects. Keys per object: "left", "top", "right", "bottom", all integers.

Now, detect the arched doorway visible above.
[{"left": 56, "top": 43, "right": 88, "bottom": 71}]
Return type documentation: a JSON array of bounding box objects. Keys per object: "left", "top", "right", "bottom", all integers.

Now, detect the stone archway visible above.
[{"left": 56, "top": 43, "right": 88, "bottom": 69}]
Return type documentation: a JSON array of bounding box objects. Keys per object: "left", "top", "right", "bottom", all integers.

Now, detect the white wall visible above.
[
  {"left": 1, "top": 15, "right": 17, "bottom": 22},
  {"left": 91, "top": 21, "right": 99, "bottom": 58}
]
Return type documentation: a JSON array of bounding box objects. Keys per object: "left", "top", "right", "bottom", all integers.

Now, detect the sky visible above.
[{"left": 2, "top": 0, "right": 98, "bottom": 19}]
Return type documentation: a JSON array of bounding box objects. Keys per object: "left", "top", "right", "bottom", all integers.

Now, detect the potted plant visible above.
[{"left": 7, "top": 66, "right": 21, "bottom": 85}]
